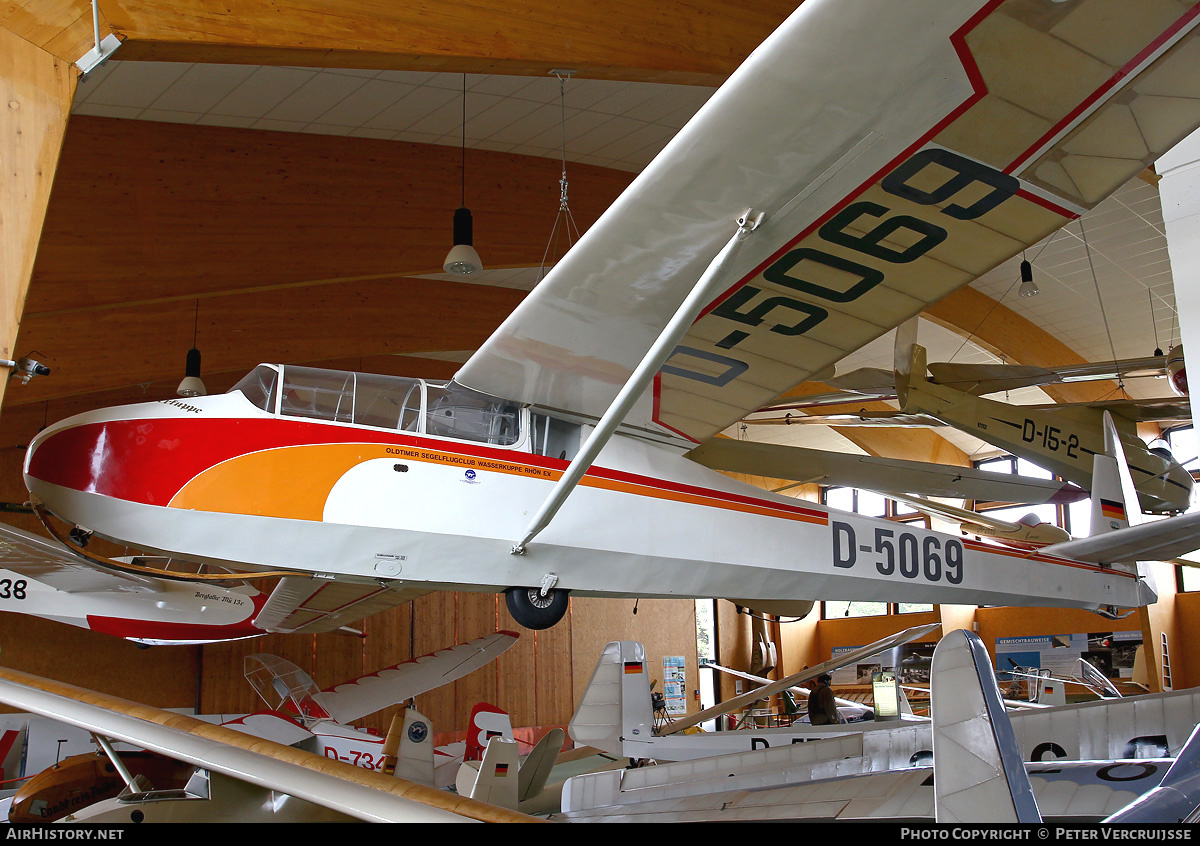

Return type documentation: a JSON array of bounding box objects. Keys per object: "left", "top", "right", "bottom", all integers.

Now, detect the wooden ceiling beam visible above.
[
  {"left": 11, "top": 1, "right": 800, "bottom": 84},
  {"left": 0, "top": 2, "right": 109, "bottom": 68},
  {"left": 924, "top": 286, "right": 1121, "bottom": 405},
  {"left": 0, "top": 26, "right": 76, "bottom": 412}
]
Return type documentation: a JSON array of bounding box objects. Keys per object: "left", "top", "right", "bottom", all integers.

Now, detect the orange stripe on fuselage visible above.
[
  {"left": 169, "top": 440, "right": 827, "bottom": 526},
  {"left": 960, "top": 538, "right": 1136, "bottom": 578}
]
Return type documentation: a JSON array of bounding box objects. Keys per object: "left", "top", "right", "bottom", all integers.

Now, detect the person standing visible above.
[{"left": 807, "top": 672, "right": 841, "bottom": 725}]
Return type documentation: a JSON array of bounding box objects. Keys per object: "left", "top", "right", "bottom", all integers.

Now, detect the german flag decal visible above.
[
  {"left": 1100, "top": 499, "right": 1126, "bottom": 521},
  {"left": 624, "top": 661, "right": 644, "bottom": 674},
  {"left": 495, "top": 763, "right": 509, "bottom": 776}
]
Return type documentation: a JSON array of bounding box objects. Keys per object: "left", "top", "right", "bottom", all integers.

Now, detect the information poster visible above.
[
  {"left": 830, "top": 643, "right": 933, "bottom": 686},
  {"left": 995, "top": 630, "right": 1141, "bottom": 692},
  {"left": 662, "top": 655, "right": 687, "bottom": 715}
]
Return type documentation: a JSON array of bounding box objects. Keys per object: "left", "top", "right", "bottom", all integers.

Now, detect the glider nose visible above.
[
  {"left": 1167, "top": 461, "right": 1196, "bottom": 511},
  {"left": 23, "top": 410, "right": 111, "bottom": 503}
]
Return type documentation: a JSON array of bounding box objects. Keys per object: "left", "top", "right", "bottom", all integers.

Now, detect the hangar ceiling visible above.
[{"left": 2, "top": 1, "right": 1187, "bottom": 470}]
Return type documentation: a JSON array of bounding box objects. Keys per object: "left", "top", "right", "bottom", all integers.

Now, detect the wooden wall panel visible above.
[
  {"left": 534, "top": 605, "right": 574, "bottom": 727},
  {"left": 452, "top": 591, "right": 503, "bottom": 732},
  {"left": 0, "top": 615, "right": 200, "bottom": 714},
  {"left": 1173, "top": 590, "right": 1200, "bottom": 690},
  {"left": 569, "top": 596, "right": 699, "bottom": 719},
  {"left": 0, "top": 27, "right": 75, "bottom": 410},
  {"left": 410, "top": 591, "right": 458, "bottom": 730}
]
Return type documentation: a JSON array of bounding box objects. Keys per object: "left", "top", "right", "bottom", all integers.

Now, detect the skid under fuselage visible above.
[{"left": 23, "top": 392, "right": 1151, "bottom": 611}]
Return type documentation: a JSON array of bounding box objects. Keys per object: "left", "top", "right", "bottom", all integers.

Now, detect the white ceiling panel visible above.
[{"left": 70, "top": 60, "right": 1187, "bottom": 471}]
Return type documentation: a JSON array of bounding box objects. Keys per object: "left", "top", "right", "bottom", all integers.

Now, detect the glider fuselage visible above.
[{"left": 21, "top": 365, "right": 1151, "bottom": 616}]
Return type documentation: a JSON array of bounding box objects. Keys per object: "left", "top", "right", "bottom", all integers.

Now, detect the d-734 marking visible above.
[{"left": 832, "top": 521, "right": 964, "bottom": 584}]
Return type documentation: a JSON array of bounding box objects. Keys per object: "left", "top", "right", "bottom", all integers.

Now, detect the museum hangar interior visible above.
[{"left": 3, "top": 0, "right": 1200, "bottom": 779}]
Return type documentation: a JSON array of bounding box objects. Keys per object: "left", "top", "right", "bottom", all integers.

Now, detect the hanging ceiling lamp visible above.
[
  {"left": 177, "top": 300, "right": 206, "bottom": 397},
  {"left": 444, "top": 74, "right": 483, "bottom": 275},
  {"left": 1018, "top": 257, "right": 1039, "bottom": 298}
]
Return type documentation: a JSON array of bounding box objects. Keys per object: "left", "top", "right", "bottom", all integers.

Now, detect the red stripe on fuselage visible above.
[
  {"left": 85, "top": 615, "right": 267, "bottom": 642},
  {"left": 27, "top": 416, "right": 827, "bottom": 522}
]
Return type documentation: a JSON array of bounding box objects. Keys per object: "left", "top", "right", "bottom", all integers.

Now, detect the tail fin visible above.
[
  {"left": 1090, "top": 411, "right": 1142, "bottom": 536},
  {"left": 894, "top": 320, "right": 925, "bottom": 410},
  {"left": 465, "top": 702, "right": 513, "bottom": 762},
  {"left": 518, "top": 727, "right": 564, "bottom": 804},
  {"left": 385, "top": 707, "right": 436, "bottom": 786},
  {"left": 457, "top": 736, "right": 520, "bottom": 808},
  {"left": 932, "top": 629, "right": 1041, "bottom": 824},
  {"left": 568, "top": 641, "right": 653, "bottom": 758}
]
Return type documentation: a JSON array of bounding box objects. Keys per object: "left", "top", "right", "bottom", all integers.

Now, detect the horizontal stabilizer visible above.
[
  {"left": 1039, "top": 510, "right": 1200, "bottom": 564},
  {"left": 927, "top": 355, "right": 1167, "bottom": 397},
  {"left": 687, "top": 439, "right": 1085, "bottom": 505}
]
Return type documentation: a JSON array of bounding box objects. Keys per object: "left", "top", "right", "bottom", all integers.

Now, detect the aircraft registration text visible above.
[
  {"left": 832, "top": 520, "right": 964, "bottom": 584},
  {"left": 1020, "top": 418, "right": 1081, "bottom": 460},
  {"left": 665, "top": 148, "right": 1019, "bottom": 391}
]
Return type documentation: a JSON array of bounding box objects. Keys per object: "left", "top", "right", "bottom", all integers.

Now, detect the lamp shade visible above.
[
  {"left": 444, "top": 207, "right": 483, "bottom": 274},
  {"left": 177, "top": 347, "right": 206, "bottom": 397},
  {"left": 1018, "top": 259, "right": 1038, "bottom": 297}
]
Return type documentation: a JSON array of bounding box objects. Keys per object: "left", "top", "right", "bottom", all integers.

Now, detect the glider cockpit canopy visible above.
[{"left": 230, "top": 363, "right": 524, "bottom": 448}]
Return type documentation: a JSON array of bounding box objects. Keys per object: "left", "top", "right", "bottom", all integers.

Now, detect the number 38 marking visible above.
[
  {"left": 662, "top": 148, "right": 1019, "bottom": 385},
  {"left": 832, "top": 521, "right": 963, "bottom": 584},
  {"left": 0, "top": 579, "right": 27, "bottom": 600}
]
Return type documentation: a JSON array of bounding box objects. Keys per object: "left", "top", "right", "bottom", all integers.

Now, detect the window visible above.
[
  {"left": 278, "top": 365, "right": 424, "bottom": 431},
  {"left": 971, "top": 454, "right": 1071, "bottom": 533},
  {"left": 821, "top": 486, "right": 923, "bottom": 523},
  {"left": 259, "top": 365, "right": 524, "bottom": 445},
  {"left": 822, "top": 600, "right": 932, "bottom": 618},
  {"left": 229, "top": 364, "right": 279, "bottom": 413},
  {"left": 424, "top": 382, "right": 522, "bottom": 446},
  {"left": 824, "top": 601, "right": 888, "bottom": 618},
  {"left": 531, "top": 412, "right": 582, "bottom": 460}
]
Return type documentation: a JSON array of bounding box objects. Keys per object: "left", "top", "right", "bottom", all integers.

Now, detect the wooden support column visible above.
[{"left": 0, "top": 26, "right": 75, "bottom": 412}]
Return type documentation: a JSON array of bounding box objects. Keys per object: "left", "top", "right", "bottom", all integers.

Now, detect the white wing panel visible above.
[
  {"left": 320, "top": 631, "right": 519, "bottom": 724},
  {"left": 255, "top": 577, "right": 429, "bottom": 634},
  {"left": 457, "top": 0, "right": 1200, "bottom": 444},
  {"left": 0, "top": 522, "right": 157, "bottom": 594}
]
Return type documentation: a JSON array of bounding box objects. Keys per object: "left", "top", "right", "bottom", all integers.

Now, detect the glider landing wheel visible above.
[{"left": 505, "top": 586, "right": 570, "bottom": 630}]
